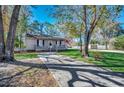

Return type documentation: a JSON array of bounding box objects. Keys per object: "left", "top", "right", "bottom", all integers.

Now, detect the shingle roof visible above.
[{"left": 26, "top": 33, "right": 66, "bottom": 40}]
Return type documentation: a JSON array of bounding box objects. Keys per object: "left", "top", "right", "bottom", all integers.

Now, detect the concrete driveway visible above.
[{"left": 39, "top": 53, "right": 124, "bottom": 87}]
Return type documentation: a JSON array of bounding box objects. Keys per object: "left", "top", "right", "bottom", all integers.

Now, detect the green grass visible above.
[
  {"left": 15, "top": 53, "right": 38, "bottom": 60},
  {"left": 58, "top": 49, "right": 124, "bottom": 72}
]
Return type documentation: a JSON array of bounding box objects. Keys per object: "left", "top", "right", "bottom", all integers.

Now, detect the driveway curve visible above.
[{"left": 39, "top": 53, "right": 124, "bottom": 87}]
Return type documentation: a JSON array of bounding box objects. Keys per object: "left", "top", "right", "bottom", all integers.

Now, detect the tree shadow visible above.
[
  {"left": 0, "top": 67, "right": 32, "bottom": 87},
  {"left": 100, "top": 59, "right": 124, "bottom": 67},
  {"left": 105, "top": 57, "right": 124, "bottom": 62},
  {"left": 1, "top": 57, "right": 124, "bottom": 87}
]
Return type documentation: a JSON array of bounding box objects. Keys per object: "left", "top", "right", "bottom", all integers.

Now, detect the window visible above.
[
  {"left": 37, "top": 39, "right": 39, "bottom": 47},
  {"left": 60, "top": 41, "right": 62, "bottom": 46},
  {"left": 43, "top": 40, "right": 45, "bottom": 46},
  {"left": 56, "top": 41, "right": 57, "bottom": 45}
]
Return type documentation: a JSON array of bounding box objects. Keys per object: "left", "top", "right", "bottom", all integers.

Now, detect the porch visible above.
[{"left": 35, "top": 45, "right": 67, "bottom": 51}]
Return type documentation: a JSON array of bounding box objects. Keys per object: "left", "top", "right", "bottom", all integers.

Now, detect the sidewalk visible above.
[{"left": 90, "top": 49, "right": 124, "bottom": 54}]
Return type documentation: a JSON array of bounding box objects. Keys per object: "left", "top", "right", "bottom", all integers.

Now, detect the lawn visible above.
[
  {"left": 15, "top": 52, "right": 38, "bottom": 60},
  {"left": 58, "top": 49, "right": 124, "bottom": 72}
]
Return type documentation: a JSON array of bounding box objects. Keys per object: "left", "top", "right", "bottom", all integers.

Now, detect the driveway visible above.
[{"left": 39, "top": 53, "right": 124, "bottom": 87}]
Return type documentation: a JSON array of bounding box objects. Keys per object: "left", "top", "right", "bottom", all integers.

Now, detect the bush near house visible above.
[{"left": 114, "top": 35, "right": 124, "bottom": 50}]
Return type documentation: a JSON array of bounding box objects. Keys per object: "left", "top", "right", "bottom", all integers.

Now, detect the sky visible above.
[
  {"left": 30, "top": 5, "right": 56, "bottom": 24},
  {"left": 30, "top": 5, "right": 124, "bottom": 28}
]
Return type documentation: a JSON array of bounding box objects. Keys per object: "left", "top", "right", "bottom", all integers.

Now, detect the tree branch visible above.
[{"left": 89, "top": 6, "right": 104, "bottom": 34}]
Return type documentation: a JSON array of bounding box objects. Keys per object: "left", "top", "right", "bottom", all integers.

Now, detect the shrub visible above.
[
  {"left": 92, "top": 51, "right": 103, "bottom": 61},
  {"left": 114, "top": 35, "right": 124, "bottom": 50},
  {"left": 14, "top": 36, "right": 26, "bottom": 48},
  {"left": 88, "top": 57, "right": 95, "bottom": 61}
]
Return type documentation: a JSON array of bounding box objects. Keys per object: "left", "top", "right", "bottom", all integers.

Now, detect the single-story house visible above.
[{"left": 18, "top": 33, "right": 69, "bottom": 52}]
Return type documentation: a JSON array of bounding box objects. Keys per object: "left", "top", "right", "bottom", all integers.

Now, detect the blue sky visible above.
[
  {"left": 30, "top": 5, "right": 124, "bottom": 28},
  {"left": 30, "top": 5, "right": 56, "bottom": 23}
]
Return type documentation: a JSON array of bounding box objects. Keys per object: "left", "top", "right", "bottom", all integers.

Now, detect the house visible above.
[{"left": 19, "top": 33, "right": 69, "bottom": 52}]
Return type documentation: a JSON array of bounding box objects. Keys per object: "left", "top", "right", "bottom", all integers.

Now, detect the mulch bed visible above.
[{"left": 0, "top": 58, "right": 58, "bottom": 87}]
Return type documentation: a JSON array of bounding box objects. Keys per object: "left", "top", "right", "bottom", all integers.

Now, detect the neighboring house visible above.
[{"left": 16, "top": 33, "right": 69, "bottom": 52}]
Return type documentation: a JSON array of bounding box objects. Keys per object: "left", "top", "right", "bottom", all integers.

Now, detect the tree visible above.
[
  {"left": 0, "top": 6, "right": 5, "bottom": 61},
  {"left": 53, "top": 5, "right": 123, "bottom": 57},
  {"left": 29, "top": 20, "right": 42, "bottom": 35},
  {"left": 17, "top": 14, "right": 28, "bottom": 49},
  {"left": 53, "top": 5, "right": 104, "bottom": 57},
  {"left": 116, "top": 24, "right": 124, "bottom": 36},
  {"left": 16, "top": 6, "right": 31, "bottom": 50},
  {"left": 5, "top": 5, "right": 21, "bottom": 61},
  {"left": 52, "top": 6, "right": 84, "bottom": 52},
  {"left": 82, "top": 6, "right": 106, "bottom": 57},
  {"left": 100, "top": 22, "right": 118, "bottom": 49},
  {"left": 43, "top": 22, "right": 61, "bottom": 36},
  {"left": 61, "top": 21, "right": 83, "bottom": 50},
  {"left": 114, "top": 35, "right": 124, "bottom": 50},
  {"left": 97, "top": 6, "right": 123, "bottom": 50},
  {"left": 2, "top": 6, "right": 12, "bottom": 30}
]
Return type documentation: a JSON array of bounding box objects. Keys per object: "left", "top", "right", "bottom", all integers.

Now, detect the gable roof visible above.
[{"left": 26, "top": 33, "right": 66, "bottom": 40}]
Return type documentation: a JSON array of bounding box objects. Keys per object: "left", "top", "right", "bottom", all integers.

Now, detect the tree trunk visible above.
[
  {"left": 83, "top": 32, "right": 90, "bottom": 57},
  {"left": 5, "top": 5, "right": 21, "bottom": 61},
  {"left": 83, "top": 6, "right": 103, "bottom": 58},
  {"left": 105, "top": 41, "right": 108, "bottom": 50},
  {"left": 19, "top": 34, "right": 22, "bottom": 52},
  {"left": 83, "top": 6, "right": 90, "bottom": 58},
  {"left": 84, "top": 43, "right": 89, "bottom": 57},
  {"left": 80, "top": 41, "right": 83, "bottom": 53},
  {"left": 0, "top": 6, "right": 5, "bottom": 61},
  {"left": 79, "top": 32, "right": 83, "bottom": 53}
]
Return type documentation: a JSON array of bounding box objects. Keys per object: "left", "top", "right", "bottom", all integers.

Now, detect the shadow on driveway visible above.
[{"left": 0, "top": 57, "right": 124, "bottom": 87}]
